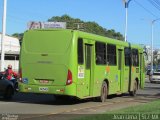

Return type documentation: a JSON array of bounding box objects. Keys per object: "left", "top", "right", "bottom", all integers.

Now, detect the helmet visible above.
[{"left": 8, "top": 64, "right": 12, "bottom": 69}]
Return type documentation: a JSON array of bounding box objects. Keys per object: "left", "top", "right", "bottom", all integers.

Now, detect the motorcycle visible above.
[{"left": 0, "top": 69, "right": 19, "bottom": 99}]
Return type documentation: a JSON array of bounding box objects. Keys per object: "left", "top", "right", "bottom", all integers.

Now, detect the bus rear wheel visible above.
[
  {"left": 100, "top": 81, "right": 108, "bottom": 102},
  {"left": 129, "top": 80, "right": 137, "bottom": 97}
]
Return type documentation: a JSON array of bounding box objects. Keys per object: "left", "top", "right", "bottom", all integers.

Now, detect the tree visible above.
[
  {"left": 158, "top": 59, "right": 160, "bottom": 64},
  {"left": 13, "top": 15, "right": 124, "bottom": 42},
  {"left": 12, "top": 33, "right": 23, "bottom": 45},
  {"left": 48, "top": 15, "right": 124, "bottom": 41},
  {"left": 153, "top": 50, "right": 160, "bottom": 65}
]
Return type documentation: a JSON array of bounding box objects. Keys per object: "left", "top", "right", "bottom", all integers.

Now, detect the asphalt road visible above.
[{"left": 0, "top": 78, "right": 160, "bottom": 120}]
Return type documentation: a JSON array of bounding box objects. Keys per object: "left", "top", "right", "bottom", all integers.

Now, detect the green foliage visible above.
[
  {"left": 12, "top": 33, "right": 23, "bottom": 39},
  {"left": 12, "top": 14, "right": 124, "bottom": 42},
  {"left": 110, "top": 100, "right": 160, "bottom": 114},
  {"left": 73, "top": 100, "right": 160, "bottom": 120},
  {"left": 12, "top": 33, "right": 24, "bottom": 45},
  {"left": 48, "top": 15, "right": 124, "bottom": 41},
  {"left": 153, "top": 50, "right": 160, "bottom": 65}
]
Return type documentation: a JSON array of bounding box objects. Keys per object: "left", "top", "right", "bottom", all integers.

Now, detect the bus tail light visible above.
[
  {"left": 19, "top": 68, "right": 22, "bottom": 82},
  {"left": 66, "top": 69, "right": 72, "bottom": 85}
]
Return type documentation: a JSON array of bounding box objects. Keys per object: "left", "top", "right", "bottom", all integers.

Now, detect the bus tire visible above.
[
  {"left": 100, "top": 81, "right": 108, "bottom": 102},
  {"left": 129, "top": 80, "right": 137, "bottom": 97}
]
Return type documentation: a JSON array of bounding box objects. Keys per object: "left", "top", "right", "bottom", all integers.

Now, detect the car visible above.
[
  {"left": 149, "top": 72, "right": 160, "bottom": 83},
  {"left": 0, "top": 73, "right": 17, "bottom": 99},
  {"left": 157, "top": 65, "right": 160, "bottom": 72}
]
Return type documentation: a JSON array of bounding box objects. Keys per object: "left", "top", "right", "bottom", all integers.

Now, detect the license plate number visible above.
[{"left": 39, "top": 87, "right": 48, "bottom": 92}]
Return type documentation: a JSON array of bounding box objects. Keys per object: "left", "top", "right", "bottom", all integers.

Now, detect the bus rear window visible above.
[{"left": 24, "top": 30, "right": 72, "bottom": 54}]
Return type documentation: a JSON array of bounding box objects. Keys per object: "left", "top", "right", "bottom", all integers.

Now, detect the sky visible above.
[{"left": 0, "top": 0, "right": 160, "bottom": 49}]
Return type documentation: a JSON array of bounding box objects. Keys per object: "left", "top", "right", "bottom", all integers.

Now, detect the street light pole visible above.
[
  {"left": 1, "top": 0, "right": 7, "bottom": 71},
  {"left": 124, "top": 0, "right": 132, "bottom": 42},
  {"left": 151, "top": 21, "right": 154, "bottom": 74},
  {"left": 151, "top": 18, "right": 160, "bottom": 74}
]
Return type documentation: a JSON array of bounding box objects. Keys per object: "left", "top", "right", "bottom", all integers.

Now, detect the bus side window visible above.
[
  {"left": 107, "top": 44, "right": 116, "bottom": 65},
  {"left": 124, "top": 47, "right": 131, "bottom": 66},
  {"left": 132, "top": 49, "right": 139, "bottom": 67},
  {"left": 78, "top": 38, "right": 84, "bottom": 64},
  {"left": 95, "top": 42, "right": 106, "bottom": 65}
]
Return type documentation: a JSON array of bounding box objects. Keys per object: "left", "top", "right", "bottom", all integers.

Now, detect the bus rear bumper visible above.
[{"left": 18, "top": 83, "right": 76, "bottom": 96}]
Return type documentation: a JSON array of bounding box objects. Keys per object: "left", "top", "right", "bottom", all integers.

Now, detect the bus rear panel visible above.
[{"left": 19, "top": 30, "right": 76, "bottom": 96}]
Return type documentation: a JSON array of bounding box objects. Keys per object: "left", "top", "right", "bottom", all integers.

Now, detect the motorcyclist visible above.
[
  {"left": 5, "top": 64, "right": 17, "bottom": 80},
  {"left": 4, "top": 64, "right": 18, "bottom": 90}
]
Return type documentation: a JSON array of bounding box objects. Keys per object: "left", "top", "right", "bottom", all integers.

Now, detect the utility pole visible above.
[
  {"left": 124, "top": 0, "right": 132, "bottom": 42},
  {"left": 1, "top": 0, "right": 7, "bottom": 71},
  {"left": 150, "top": 19, "right": 160, "bottom": 74},
  {"left": 151, "top": 21, "right": 154, "bottom": 74}
]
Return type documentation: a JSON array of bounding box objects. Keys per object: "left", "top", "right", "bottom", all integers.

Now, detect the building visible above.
[
  {"left": 0, "top": 33, "right": 20, "bottom": 71},
  {"left": 143, "top": 45, "right": 151, "bottom": 66},
  {"left": 157, "top": 50, "right": 160, "bottom": 60}
]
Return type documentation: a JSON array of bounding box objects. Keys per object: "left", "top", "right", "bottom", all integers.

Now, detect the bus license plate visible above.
[{"left": 39, "top": 87, "right": 48, "bottom": 92}]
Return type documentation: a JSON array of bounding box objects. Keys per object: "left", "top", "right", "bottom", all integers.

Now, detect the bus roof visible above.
[{"left": 25, "top": 29, "right": 142, "bottom": 50}]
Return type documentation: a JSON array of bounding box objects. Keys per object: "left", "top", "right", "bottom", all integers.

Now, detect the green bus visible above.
[{"left": 19, "top": 29, "right": 145, "bottom": 102}]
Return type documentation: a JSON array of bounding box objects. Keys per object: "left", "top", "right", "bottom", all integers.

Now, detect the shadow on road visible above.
[
  {"left": 0, "top": 82, "right": 160, "bottom": 106},
  {"left": 0, "top": 93, "right": 133, "bottom": 105},
  {"left": 0, "top": 93, "right": 94, "bottom": 105}
]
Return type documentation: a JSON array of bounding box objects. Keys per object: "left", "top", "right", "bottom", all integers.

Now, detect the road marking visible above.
[
  {"left": 17, "top": 95, "right": 160, "bottom": 119},
  {"left": 73, "top": 109, "right": 77, "bottom": 111},
  {"left": 0, "top": 101, "right": 28, "bottom": 104},
  {"left": 0, "top": 102, "right": 9, "bottom": 104},
  {"left": 89, "top": 109, "right": 97, "bottom": 111},
  {"left": 17, "top": 100, "right": 31, "bottom": 103},
  {"left": 21, "top": 114, "right": 50, "bottom": 120},
  {"left": 61, "top": 102, "right": 115, "bottom": 114}
]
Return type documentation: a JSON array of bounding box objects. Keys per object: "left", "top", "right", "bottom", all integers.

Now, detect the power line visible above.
[
  {"left": 148, "top": 0, "right": 160, "bottom": 12},
  {"left": 154, "top": 0, "right": 160, "bottom": 7},
  {"left": 134, "top": 0, "right": 158, "bottom": 18}
]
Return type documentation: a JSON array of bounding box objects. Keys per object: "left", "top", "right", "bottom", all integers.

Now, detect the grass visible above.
[
  {"left": 73, "top": 100, "right": 160, "bottom": 120},
  {"left": 110, "top": 100, "right": 160, "bottom": 114}
]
